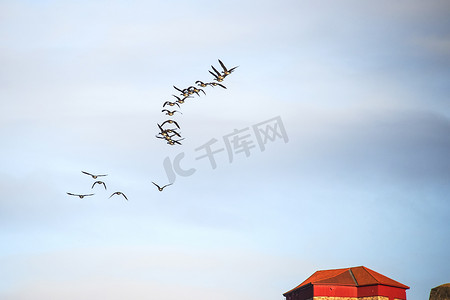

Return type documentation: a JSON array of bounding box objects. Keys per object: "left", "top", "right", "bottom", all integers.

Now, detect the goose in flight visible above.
[
  {"left": 67, "top": 192, "right": 95, "bottom": 199},
  {"left": 162, "top": 109, "right": 182, "bottom": 116},
  {"left": 81, "top": 171, "right": 107, "bottom": 179},
  {"left": 109, "top": 191, "right": 128, "bottom": 201},
  {"left": 161, "top": 119, "right": 180, "bottom": 129},
  {"left": 163, "top": 101, "right": 180, "bottom": 108},
  {"left": 152, "top": 181, "right": 173, "bottom": 191},
  {"left": 218, "top": 59, "right": 238, "bottom": 76},
  {"left": 91, "top": 181, "right": 107, "bottom": 190}
]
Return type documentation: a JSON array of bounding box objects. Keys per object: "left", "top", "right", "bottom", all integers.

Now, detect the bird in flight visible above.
[
  {"left": 208, "top": 82, "right": 227, "bottom": 89},
  {"left": 172, "top": 94, "right": 191, "bottom": 104},
  {"left": 67, "top": 192, "right": 95, "bottom": 199},
  {"left": 166, "top": 138, "right": 184, "bottom": 145},
  {"left": 209, "top": 69, "right": 224, "bottom": 82},
  {"left": 210, "top": 65, "right": 225, "bottom": 82},
  {"left": 162, "top": 109, "right": 182, "bottom": 116},
  {"left": 195, "top": 80, "right": 209, "bottom": 87},
  {"left": 109, "top": 191, "right": 128, "bottom": 201},
  {"left": 156, "top": 124, "right": 181, "bottom": 139},
  {"left": 82, "top": 171, "right": 107, "bottom": 179},
  {"left": 91, "top": 181, "right": 107, "bottom": 190},
  {"left": 152, "top": 182, "right": 173, "bottom": 191},
  {"left": 187, "top": 86, "right": 206, "bottom": 96},
  {"left": 218, "top": 59, "right": 238, "bottom": 76},
  {"left": 163, "top": 101, "right": 180, "bottom": 108},
  {"left": 161, "top": 119, "right": 180, "bottom": 129},
  {"left": 173, "top": 85, "right": 190, "bottom": 97}
]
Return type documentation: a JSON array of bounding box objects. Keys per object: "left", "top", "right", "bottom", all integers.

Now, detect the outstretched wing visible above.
[
  {"left": 162, "top": 183, "right": 173, "bottom": 189},
  {"left": 209, "top": 70, "right": 219, "bottom": 79},
  {"left": 218, "top": 59, "right": 228, "bottom": 72}
]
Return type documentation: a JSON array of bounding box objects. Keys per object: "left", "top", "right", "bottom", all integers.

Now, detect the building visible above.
[
  {"left": 283, "top": 266, "right": 409, "bottom": 300},
  {"left": 429, "top": 283, "right": 450, "bottom": 300}
]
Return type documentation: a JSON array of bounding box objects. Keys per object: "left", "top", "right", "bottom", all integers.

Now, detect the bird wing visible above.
[
  {"left": 162, "top": 183, "right": 173, "bottom": 189},
  {"left": 67, "top": 192, "right": 77, "bottom": 196},
  {"left": 152, "top": 182, "right": 161, "bottom": 189},
  {"left": 81, "top": 171, "right": 93, "bottom": 176},
  {"left": 209, "top": 70, "right": 219, "bottom": 79},
  {"left": 173, "top": 85, "right": 184, "bottom": 92},
  {"left": 218, "top": 59, "right": 228, "bottom": 72},
  {"left": 211, "top": 65, "right": 222, "bottom": 76}
]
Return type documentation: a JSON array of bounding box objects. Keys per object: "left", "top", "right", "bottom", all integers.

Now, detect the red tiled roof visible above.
[{"left": 284, "top": 266, "right": 409, "bottom": 295}]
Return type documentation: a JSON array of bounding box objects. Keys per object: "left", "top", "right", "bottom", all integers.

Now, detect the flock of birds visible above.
[
  {"left": 156, "top": 59, "right": 238, "bottom": 146},
  {"left": 67, "top": 59, "right": 237, "bottom": 200},
  {"left": 66, "top": 171, "right": 129, "bottom": 200},
  {"left": 66, "top": 171, "right": 174, "bottom": 201}
]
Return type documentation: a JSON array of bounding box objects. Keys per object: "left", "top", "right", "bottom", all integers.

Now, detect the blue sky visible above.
[{"left": 1, "top": 1, "right": 449, "bottom": 299}]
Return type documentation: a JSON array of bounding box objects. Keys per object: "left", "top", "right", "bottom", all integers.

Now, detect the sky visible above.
[{"left": 0, "top": 1, "right": 449, "bottom": 299}]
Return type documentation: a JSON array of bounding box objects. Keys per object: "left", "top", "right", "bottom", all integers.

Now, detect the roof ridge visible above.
[{"left": 348, "top": 268, "right": 358, "bottom": 286}]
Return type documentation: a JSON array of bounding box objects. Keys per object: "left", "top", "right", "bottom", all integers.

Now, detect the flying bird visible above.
[
  {"left": 208, "top": 82, "right": 227, "bottom": 89},
  {"left": 173, "top": 85, "right": 190, "bottom": 97},
  {"left": 209, "top": 69, "right": 224, "bottom": 82},
  {"left": 187, "top": 86, "right": 206, "bottom": 96},
  {"left": 163, "top": 101, "right": 180, "bottom": 108},
  {"left": 67, "top": 192, "right": 95, "bottom": 199},
  {"left": 195, "top": 80, "right": 226, "bottom": 89},
  {"left": 109, "top": 191, "right": 128, "bottom": 201},
  {"left": 166, "top": 138, "right": 184, "bottom": 145},
  {"left": 195, "top": 80, "right": 209, "bottom": 87},
  {"left": 172, "top": 94, "right": 191, "bottom": 104},
  {"left": 91, "top": 181, "right": 107, "bottom": 190},
  {"left": 210, "top": 65, "right": 225, "bottom": 81},
  {"left": 152, "top": 181, "right": 173, "bottom": 191},
  {"left": 162, "top": 109, "right": 182, "bottom": 116},
  {"left": 161, "top": 119, "right": 180, "bottom": 129},
  {"left": 218, "top": 59, "right": 238, "bottom": 76},
  {"left": 81, "top": 171, "right": 107, "bottom": 179},
  {"left": 157, "top": 124, "right": 181, "bottom": 138}
]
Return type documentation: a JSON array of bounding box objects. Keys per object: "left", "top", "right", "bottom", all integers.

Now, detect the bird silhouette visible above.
[
  {"left": 67, "top": 192, "right": 95, "bottom": 199},
  {"left": 195, "top": 80, "right": 209, "bottom": 87},
  {"left": 91, "top": 181, "right": 107, "bottom": 190},
  {"left": 208, "top": 82, "right": 227, "bottom": 89},
  {"left": 209, "top": 69, "right": 224, "bottom": 82},
  {"left": 161, "top": 119, "right": 180, "bottom": 129},
  {"left": 109, "top": 191, "right": 128, "bottom": 201},
  {"left": 218, "top": 59, "right": 238, "bottom": 76},
  {"left": 210, "top": 65, "right": 225, "bottom": 81},
  {"left": 187, "top": 86, "right": 206, "bottom": 96},
  {"left": 81, "top": 171, "right": 107, "bottom": 179},
  {"left": 163, "top": 101, "right": 180, "bottom": 108},
  {"left": 173, "top": 85, "right": 190, "bottom": 97},
  {"left": 162, "top": 109, "right": 182, "bottom": 116},
  {"left": 166, "top": 138, "right": 184, "bottom": 145},
  {"left": 172, "top": 94, "right": 191, "bottom": 104},
  {"left": 152, "top": 181, "right": 173, "bottom": 191}
]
